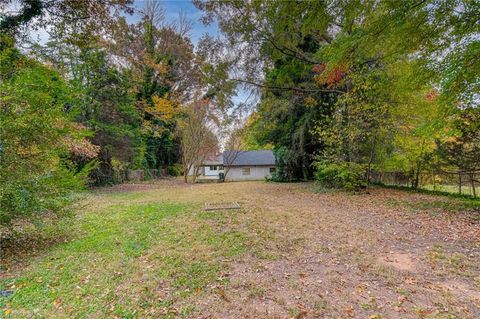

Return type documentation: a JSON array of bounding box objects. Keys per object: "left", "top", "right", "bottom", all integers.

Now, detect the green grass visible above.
[
  {"left": 1, "top": 195, "right": 252, "bottom": 318},
  {"left": 375, "top": 182, "right": 480, "bottom": 201}
]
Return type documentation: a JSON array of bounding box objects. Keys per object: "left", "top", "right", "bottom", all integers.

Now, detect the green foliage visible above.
[
  {"left": 268, "top": 147, "right": 288, "bottom": 182},
  {"left": 67, "top": 47, "right": 143, "bottom": 185},
  {"left": 314, "top": 161, "right": 367, "bottom": 191},
  {"left": 196, "top": 0, "right": 478, "bottom": 190},
  {"left": 436, "top": 107, "right": 480, "bottom": 172},
  {"left": 0, "top": 37, "right": 86, "bottom": 226},
  {"left": 0, "top": 167, "right": 83, "bottom": 225},
  {"left": 167, "top": 163, "right": 183, "bottom": 176}
]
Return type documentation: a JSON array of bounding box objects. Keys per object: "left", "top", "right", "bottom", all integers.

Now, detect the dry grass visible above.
[{"left": 1, "top": 180, "right": 479, "bottom": 318}]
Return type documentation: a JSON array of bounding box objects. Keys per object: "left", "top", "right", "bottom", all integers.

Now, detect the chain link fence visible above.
[{"left": 371, "top": 170, "right": 479, "bottom": 198}]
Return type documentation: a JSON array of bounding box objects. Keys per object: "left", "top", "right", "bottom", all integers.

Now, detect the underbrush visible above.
[{"left": 313, "top": 161, "right": 367, "bottom": 191}]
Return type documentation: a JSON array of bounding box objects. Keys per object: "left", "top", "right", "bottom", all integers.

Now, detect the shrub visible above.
[
  {"left": 314, "top": 161, "right": 367, "bottom": 191},
  {"left": 0, "top": 167, "right": 84, "bottom": 225},
  {"left": 167, "top": 163, "right": 183, "bottom": 176},
  {"left": 0, "top": 40, "right": 88, "bottom": 227}
]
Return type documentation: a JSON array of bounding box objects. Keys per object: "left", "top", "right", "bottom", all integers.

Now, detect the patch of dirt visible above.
[
  {"left": 5, "top": 181, "right": 480, "bottom": 318},
  {"left": 378, "top": 252, "right": 418, "bottom": 271},
  {"left": 437, "top": 280, "right": 480, "bottom": 300},
  {"left": 178, "top": 183, "right": 480, "bottom": 318}
]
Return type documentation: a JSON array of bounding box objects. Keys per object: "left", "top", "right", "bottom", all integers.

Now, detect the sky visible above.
[
  {"left": 129, "top": 0, "right": 219, "bottom": 45},
  {"left": 2, "top": 0, "right": 218, "bottom": 47}
]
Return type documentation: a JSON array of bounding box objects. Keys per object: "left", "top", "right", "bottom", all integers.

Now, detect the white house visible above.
[{"left": 189, "top": 150, "right": 276, "bottom": 181}]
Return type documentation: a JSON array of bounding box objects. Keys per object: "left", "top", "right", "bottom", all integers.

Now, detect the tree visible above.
[
  {"left": 195, "top": 0, "right": 479, "bottom": 189},
  {"left": 0, "top": 0, "right": 133, "bottom": 41},
  {"left": 222, "top": 128, "right": 246, "bottom": 180},
  {"left": 177, "top": 99, "right": 219, "bottom": 183},
  {"left": 67, "top": 47, "right": 143, "bottom": 185},
  {"left": 437, "top": 107, "right": 480, "bottom": 197},
  {"left": 109, "top": 1, "right": 201, "bottom": 171}
]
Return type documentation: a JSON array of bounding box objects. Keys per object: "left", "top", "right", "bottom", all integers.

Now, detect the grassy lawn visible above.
[
  {"left": 1, "top": 184, "right": 255, "bottom": 318},
  {"left": 2, "top": 181, "right": 479, "bottom": 318}
]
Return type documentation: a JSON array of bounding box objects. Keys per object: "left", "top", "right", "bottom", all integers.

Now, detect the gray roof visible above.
[
  {"left": 203, "top": 154, "right": 223, "bottom": 165},
  {"left": 223, "top": 150, "right": 275, "bottom": 166}
]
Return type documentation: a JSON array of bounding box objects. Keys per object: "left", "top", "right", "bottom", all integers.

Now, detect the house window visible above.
[
  {"left": 218, "top": 165, "right": 224, "bottom": 170},
  {"left": 242, "top": 167, "right": 250, "bottom": 175},
  {"left": 269, "top": 167, "right": 276, "bottom": 173},
  {"left": 209, "top": 166, "right": 217, "bottom": 171}
]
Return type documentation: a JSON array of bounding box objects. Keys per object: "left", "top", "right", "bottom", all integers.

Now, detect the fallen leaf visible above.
[
  {"left": 217, "top": 288, "right": 230, "bottom": 302},
  {"left": 53, "top": 299, "right": 61, "bottom": 309},
  {"left": 344, "top": 306, "right": 354, "bottom": 317}
]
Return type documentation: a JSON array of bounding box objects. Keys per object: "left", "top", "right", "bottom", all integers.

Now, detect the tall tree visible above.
[{"left": 109, "top": 1, "right": 201, "bottom": 171}]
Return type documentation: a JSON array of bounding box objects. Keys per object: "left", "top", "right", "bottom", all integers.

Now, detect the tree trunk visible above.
[
  {"left": 471, "top": 173, "right": 476, "bottom": 198},
  {"left": 224, "top": 167, "right": 230, "bottom": 180},
  {"left": 413, "top": 167, "right": 420, "bottom": 189},
  {"left": 183, "top": 163, "right": 193, "bottom": 183},
  {"left": 458, "top": 172, "right": 462, "bottom": 195},
  {"left": 193, "top": 165, "right": 201, "bottom": 183},
  {"left": 432, "top": 169, "right": 435, "bottom": 190},
  {"left": 366, "top": 137, "right": 376, "bottom": 190}
]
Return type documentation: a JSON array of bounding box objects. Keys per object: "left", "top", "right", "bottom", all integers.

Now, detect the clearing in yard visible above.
[{"left": 1, "top": 181, "right": 479, "bottom": 318}]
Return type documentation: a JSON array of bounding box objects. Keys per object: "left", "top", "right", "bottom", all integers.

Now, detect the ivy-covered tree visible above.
[{"left": 109, "top": 1, "right": 201, "bottom": 171}]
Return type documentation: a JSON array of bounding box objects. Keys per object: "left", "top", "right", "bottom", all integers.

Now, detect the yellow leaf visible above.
[
  {"left": 4, "top": 309, "right": 12, "bottom": 316},
  {"left": 146, "top": 95, "right": 180, "bottom": 121}
]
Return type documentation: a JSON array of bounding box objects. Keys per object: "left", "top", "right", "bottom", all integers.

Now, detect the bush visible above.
[
  {"left": 0, "top": 166, "right": 84, "bottom": 225},
  {"left": 167, "top": 163, "right": 183, "bottom": 176},
  {"left": 0, "top": 41, "right": 87, "bottom": 227},
  {"left": 314, "top": 161, "right": 367, "bottom": 191}
]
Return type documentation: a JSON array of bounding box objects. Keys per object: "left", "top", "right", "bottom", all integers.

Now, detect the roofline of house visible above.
[{"left": 224, "top": 164, "right": 275, "bottom": 167}]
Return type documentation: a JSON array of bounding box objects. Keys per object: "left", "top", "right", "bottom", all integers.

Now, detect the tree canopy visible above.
[{"left": 194, "top": 0, "right": 479, "bottom": 191}]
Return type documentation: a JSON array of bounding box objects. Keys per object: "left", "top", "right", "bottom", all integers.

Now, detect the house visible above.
[
  {"left": 191, "top": 153, "right": 224, "bottom": 181},
  {"left": 189, "top": 150, "right": 276, "bottom": 181}
]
